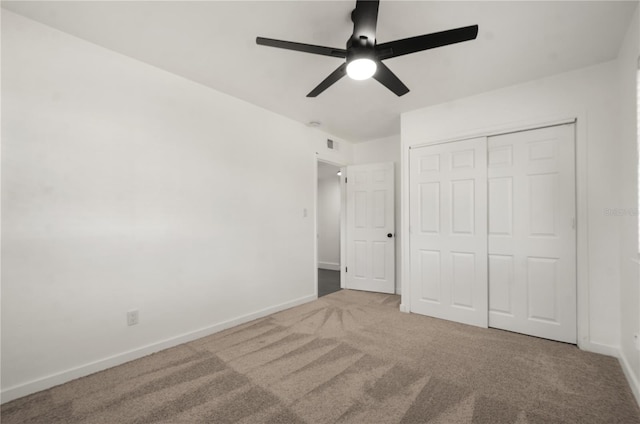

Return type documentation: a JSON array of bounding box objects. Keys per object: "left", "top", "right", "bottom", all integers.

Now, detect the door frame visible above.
[
  {"left": 402, "top": 113, "right": 597, "bottom": 353},
  {"left": 314, "top": 158, "right": 347, "bottom": 297}
]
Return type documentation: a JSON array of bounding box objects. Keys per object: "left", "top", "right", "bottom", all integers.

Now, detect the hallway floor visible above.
[{"left": 318, "top": 269, "right": 341, "bottom": 297}]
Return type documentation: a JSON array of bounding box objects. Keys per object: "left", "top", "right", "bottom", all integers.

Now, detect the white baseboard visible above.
[
  {"left": 619, "top": 349, "right": 640, "bottom": 407},
  {"left": 399, "top": 303, "right": 410, "bottom": 313},
  {"left": 0, "top": 294, "right": 316, "bottom": 404},
  {"left": 318, "top": 262, "right": 340, "bottom": 271},
  {"left": 578, "top": 340, "right": 619, "bottom": 357},
  {"left": 579, "top": 342, "right": 640, "bottom": 408}
]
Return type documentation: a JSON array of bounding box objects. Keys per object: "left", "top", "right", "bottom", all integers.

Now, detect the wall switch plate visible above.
[{"left": 127, "top": 310, "right": 139, "bottom": 326}]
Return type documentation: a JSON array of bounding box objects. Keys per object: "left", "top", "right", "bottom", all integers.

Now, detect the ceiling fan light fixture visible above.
[{"left": 346, "top": 58, "right": 377, "bottom": 80}]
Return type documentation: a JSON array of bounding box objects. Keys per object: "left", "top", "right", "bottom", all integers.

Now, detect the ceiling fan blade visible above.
[
  {"left": 372, "top": 61, "right": 409, "bottom": 96},
  {"left": 307, "top": 63, "right": 348, "bottom": 97},
  {"left": 352, "top": 0, "right": 380, "bottom": 45},
  {"left": 256, "top": 37, "right": 347, "bottom": 58},
  {"left": 375, "top": 25, "right": 479, "bottom": 60}
]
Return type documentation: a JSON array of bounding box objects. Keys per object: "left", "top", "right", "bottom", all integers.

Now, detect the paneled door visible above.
[
  {"left": 409, "top": 138, "right": 488, "bottom": 327},
  {"left": 345, "top": 162, "right": 395, "bottom": 294},
  {"left": 488, "top": 124, "right": 576, "bottom": 343}
]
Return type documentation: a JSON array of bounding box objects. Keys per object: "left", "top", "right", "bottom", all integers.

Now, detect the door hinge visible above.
[
  {"left": 345, "top": 267, "right": 348, "bottom": 273},
  {"left": 345, "top": 177, "right": 347, "bottom": 183}
]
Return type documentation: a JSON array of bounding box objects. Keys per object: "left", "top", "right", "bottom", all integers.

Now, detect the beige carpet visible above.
[{"left": 2, "top": 289, "right": 639, "bottom": 423}]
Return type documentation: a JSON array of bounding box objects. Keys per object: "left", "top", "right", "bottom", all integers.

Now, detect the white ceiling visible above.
[{"left": 3, "top": 1, "right": 637, "bottom": 142}]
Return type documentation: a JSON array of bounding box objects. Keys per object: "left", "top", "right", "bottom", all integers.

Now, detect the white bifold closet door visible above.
[
  {"left": 409, "top": 137, "right": 488, "bottom": 327},
  {"left": 488, "top": 124, "right": 576, "bottom": 343},
  {"left": 409, "top": 124, "right": 576, "bottom": 344}
]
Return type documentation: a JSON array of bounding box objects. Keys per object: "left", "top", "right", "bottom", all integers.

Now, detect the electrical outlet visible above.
[{"left": 127, "top": 310, "right": 139, "bottom": 326}]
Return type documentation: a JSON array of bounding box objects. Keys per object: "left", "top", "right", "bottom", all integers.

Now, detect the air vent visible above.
[{"left": 327, "top": 139, "right": 334, "bottom": 149}]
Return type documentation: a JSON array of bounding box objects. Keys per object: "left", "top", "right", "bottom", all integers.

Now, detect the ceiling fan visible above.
[{"left": 256, "top": 0, "right": 478, "bottom": 98}]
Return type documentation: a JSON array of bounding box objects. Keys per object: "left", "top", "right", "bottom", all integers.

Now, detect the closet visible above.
[{"left": 409, "top": 124, "right": 576, "bottom": 343}]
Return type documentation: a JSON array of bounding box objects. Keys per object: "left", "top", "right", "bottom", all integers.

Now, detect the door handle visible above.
[{"left": 387, "top": 233, "right": 393, "bottom": 238}]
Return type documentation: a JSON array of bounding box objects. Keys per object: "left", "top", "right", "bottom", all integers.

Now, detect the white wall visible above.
[
  {"left": 352, "top": 135, "right": 402, "bottom": 293},
  {"left": 0, "top": 11, "right": 352, "bottom": 402},
  {"left": 616, "top": 4, "right": 640, "bottom": 404},
  {"left": 317, "top": 171, "right": 341, "bottom": 269},
  {"left": 401, "top": 60, "right": 622, "bottom": 354}
]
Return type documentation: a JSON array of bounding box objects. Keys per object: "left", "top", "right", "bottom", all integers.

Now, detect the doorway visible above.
[{"left": 317, "top": 161, "right": 342, "bottom": 297}]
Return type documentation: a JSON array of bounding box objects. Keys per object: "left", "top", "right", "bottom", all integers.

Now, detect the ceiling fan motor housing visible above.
[{"left": 346, "top": 42, "right": 374, "bottom": 63}]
